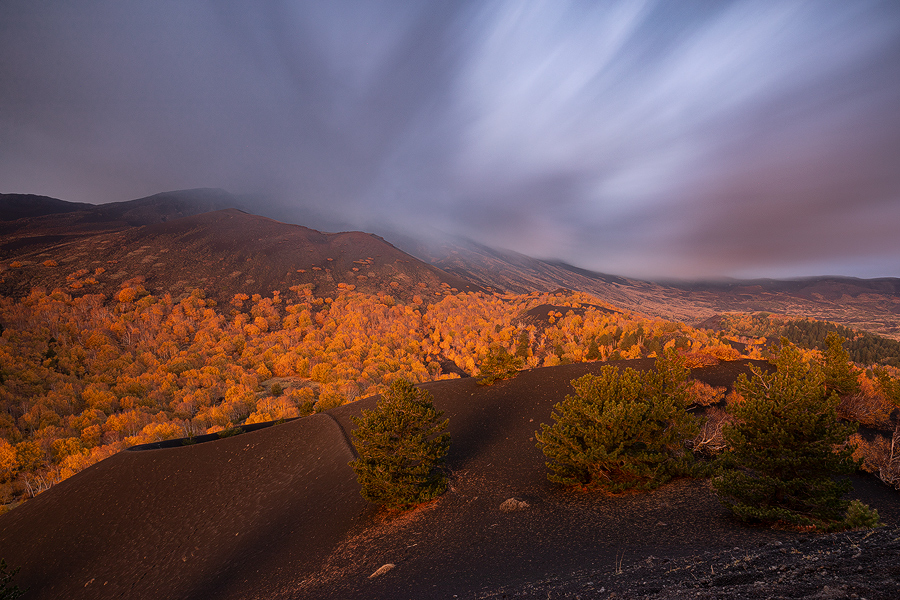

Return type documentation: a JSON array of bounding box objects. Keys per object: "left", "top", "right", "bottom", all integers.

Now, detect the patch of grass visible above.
[{"left": 217, "top": 426, "right": 244, "bottom": 439}]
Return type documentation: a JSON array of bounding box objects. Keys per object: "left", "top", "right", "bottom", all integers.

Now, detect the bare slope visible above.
[
  {"left": 401, "top": 237, "right": 900, "bottom": 339},
  {"left": 0, "top": 188, "right": 242, "bottom": 253},
  {"left": 0, "top": 194, "right": 93, "bottom": 221},
  {"left": 0, "top": 208, "right": 480, "bottom": 304},
  {"left": 2, "top": 360, "right": 898, "bottom": 600},
  {"left": 0, "top": 412, "right": 366, "bottom": 600}
]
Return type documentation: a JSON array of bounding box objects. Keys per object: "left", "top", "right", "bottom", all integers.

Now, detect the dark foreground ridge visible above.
[{"left": 1, "top": 360, "right": 898, "bottom": 599}]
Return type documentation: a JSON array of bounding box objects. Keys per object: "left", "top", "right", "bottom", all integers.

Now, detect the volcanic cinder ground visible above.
[{"left": 2, "top": 359, "right": 899, "bottom": 599}]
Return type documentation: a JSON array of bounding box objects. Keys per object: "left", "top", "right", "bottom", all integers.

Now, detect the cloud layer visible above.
[{"left": 2, "top": 0, "right": 899, "bottom": 279}]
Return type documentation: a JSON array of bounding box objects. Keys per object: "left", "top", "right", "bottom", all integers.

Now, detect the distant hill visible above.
[
  {"left": 88, "top": 188, "right": 247, "bottom": 226},
  {"left": 0, "top": 188, "right": 245, "bottom": 255},
  {"left": 2, "top": 188, "right": 899, "bottom": 337},
  {"left": 395, "top": 236, "right": 900, "bottom": 340},
  {"left": 395, "top": 235, "right": 632, "bottom": 294},
  {"left": 0, "top": 205, "right": 480, "bottom": 304},
  {"left": 0, "top": 193, "right": 93, "bottom": 221},
  {"left": 0, "top": 188, "right": 240, "bottom": 226}
]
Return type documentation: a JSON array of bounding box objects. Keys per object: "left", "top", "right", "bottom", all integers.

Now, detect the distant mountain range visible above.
[
  {"left": 4, "top": 189, "right": 899, "bottom": 600},
  {"left": 388, "top": 224, "right": 900, "bottom": 339},
  {"left": 1, "top": 189, "right": 898, "bottom": 338}
]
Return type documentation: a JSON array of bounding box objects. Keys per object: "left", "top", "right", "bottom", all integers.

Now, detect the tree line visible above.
[{"left": 714, "top": 312, "right": 900, "bottom": 367}]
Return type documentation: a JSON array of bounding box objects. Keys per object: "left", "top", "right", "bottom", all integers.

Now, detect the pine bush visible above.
[
  {"left": 536, "top": 350, "right": 699, "bottom": 492},
  {"left": 713, "top": 340, "right": 869, "bottom": 530},
  {"left": 349, "top": 379, "right": 450, "bottom": 508},
  {"left": 822, "top": 332, "right": 860, "bottom": 397},
  {"left": 843, "top": 499, "right": 880, "bottom": 529},
  {"left": 0, "top": 559, "right": 23, "bottom": 600},
  {"left": 476, "top": 344, "right": 524, "bottom": 385}
]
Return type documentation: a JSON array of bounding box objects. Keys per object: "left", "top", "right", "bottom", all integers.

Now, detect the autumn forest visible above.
[{"left": 1, "top": 274, "right": 900, "bottom": 510}]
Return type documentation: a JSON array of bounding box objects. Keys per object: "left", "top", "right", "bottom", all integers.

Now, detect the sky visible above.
[{"left": 2, "top": 0, "right": 900, "bottom": 280}]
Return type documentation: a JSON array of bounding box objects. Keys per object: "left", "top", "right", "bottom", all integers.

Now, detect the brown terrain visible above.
[
  {"left": 0, "top": 188, "right": 241, "bottom": 242},
  {"left": 0, "top": 191, "right": 480, "bottom": 304},
  {"left": 1, "top": 360, "right": 898, "bottom": 600}
]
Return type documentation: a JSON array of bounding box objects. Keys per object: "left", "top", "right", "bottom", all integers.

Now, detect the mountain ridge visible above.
[
  {"left": 0, "top": 193, "right": 94, "bottom": 221},
  {"left": 393, "top": 233, "right": 900, "bottom": 339},
  {"left": 1, "top": 189, "right": 899, "bottom": 338},
  {"left": 0, "top": 206, "right": 481, "bottom": 304}
]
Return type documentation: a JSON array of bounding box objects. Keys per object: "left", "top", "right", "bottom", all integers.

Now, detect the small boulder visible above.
[
  {"left": 500, "top": 498, "right": 530, "bottom": 512},
  {"left": 369, "top": 563, "right": 395, "bottom": 579}
]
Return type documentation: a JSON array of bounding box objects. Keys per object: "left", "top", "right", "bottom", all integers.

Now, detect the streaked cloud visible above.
[{"left": 1, "top": 0, "right": 898, "bottom": 279}]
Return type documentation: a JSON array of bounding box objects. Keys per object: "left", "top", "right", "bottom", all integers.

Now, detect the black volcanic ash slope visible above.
[
  {"left": 2, "top": 360, "right": 898, "bottom": 600},
  {"left": 0, "top": 413, "right": 366, "bottom": 600}
]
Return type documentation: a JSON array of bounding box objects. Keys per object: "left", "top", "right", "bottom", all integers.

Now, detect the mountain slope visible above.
[
  {"left": 0, "top": 194, "right": 93, "bottom": 221},
  {"left": 0, "top": 208, "right": 481, "bottom": 303},
  {"left": 87, "top": 188, "right": 246, "bottom": 226},
  {"left": 2, "top": 188, "right": 898, "bottom": 337},
  {"left": 398, "top": 236, "right": 900, "bottom": 339},
  {"left": 0, "top": 188, "right": 243, "bottom": 257}
]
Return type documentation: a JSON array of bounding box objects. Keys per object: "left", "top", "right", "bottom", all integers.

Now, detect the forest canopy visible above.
[{"left": 1, "top": 284, "right": 898, "bottom": 509}]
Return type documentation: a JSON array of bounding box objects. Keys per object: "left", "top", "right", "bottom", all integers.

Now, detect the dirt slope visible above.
[
  {"left": 0, "top": 208, "right": 480, "bottom": 304},
  {"left": 0, "top": 413, "right": 366, "bottom": 600},
  {"left": 1, "top": 360, "right": 898, "bottom": 600}
]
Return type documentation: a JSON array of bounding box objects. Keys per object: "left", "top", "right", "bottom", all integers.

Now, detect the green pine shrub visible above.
[
  {"left": 874, "top": 367, "right": 900, "bottom": 407},
  {"left": 0, "top": 559, "right": 23, "bottom": 600},
  {"left": 349, "top": 379, "right": 451, "bottom": 509},
  {"left": 536, "top": 349, "right": 699, "bottom": 493},
  {"left": 822, "top": 332, "right": 860, "bottom": 397},
  {"left": 515, "top": 330, "right": 531, "bottom": 359},
  {"left": 217, "top": 426, "right": 244, "bottom": 438},
  {"left": 713, "top": 340, "right": 873, "bottom": 530},
  {"left": 476, "top": 344, "right": 524, "bottom": 386},
  {"left": 843, "top": 499, "right": 880, "bottom": 529}
]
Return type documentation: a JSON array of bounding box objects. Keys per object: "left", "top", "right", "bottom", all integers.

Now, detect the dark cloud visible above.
[{"left": 2, "top": 0, "right": 899, "bottom": 279}]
